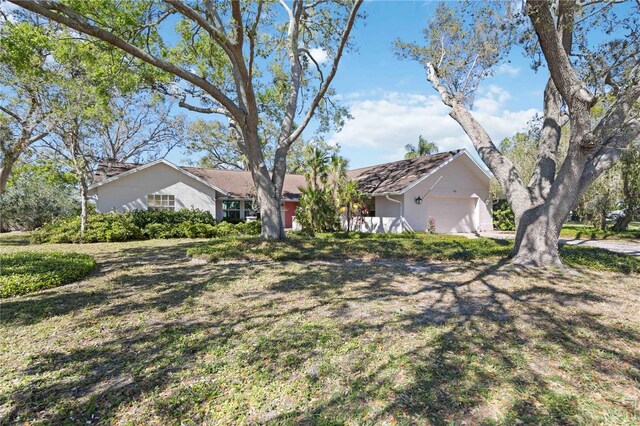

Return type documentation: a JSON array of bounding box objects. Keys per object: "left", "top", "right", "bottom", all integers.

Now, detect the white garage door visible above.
[{"left": 427, "top": 197, "right": 477, "bottom": 233}]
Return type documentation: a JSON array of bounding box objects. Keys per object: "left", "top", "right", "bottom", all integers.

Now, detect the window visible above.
[
  {"left": 147, "top": 194, "right": 175, "bottom": 211},
  {"left": 244, "top": 201, "right": 256, "bottom": 218},
  {"left": 222, "top": 200, "right": 241, "bottom": 219}
]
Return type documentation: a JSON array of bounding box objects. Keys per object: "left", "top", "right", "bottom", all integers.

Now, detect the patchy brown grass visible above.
[{"left": 1, "top": 236, "right": 639, "bottom": 425}]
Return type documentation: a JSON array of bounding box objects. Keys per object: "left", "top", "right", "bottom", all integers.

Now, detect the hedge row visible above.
[
  {"left": 0, "top": 252, "right": 96, "bottom": 298},
  {"left": 30, "top": 210, "right": 261, "bottom": 244}
]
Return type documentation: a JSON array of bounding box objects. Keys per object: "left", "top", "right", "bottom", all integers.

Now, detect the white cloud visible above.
[
  {"left": 308, "top": 47, "right": 328, "bottom": 64},
  {"left": 329, "top": 88, "right": 540, "bottom": 167},
  {"left": 495, "top": 63, "right": 521, "bottom": 77},
  {"left": 473, "top": 85, "right": 511, "bottom": 114}
]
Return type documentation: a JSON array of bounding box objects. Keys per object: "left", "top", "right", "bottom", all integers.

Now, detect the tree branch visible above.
[
  {"left": 300, "top": 47, "right": 324, "bottom": 83},
  {"left": 580, "top": 118, "right": 640, "bottom": 189},
  {"left": 0, "top": 105, "right": 22, "bottom": 123},
  {"left": 425, "top": 63, "right": 454, "bottom": 107},
  {"left": 425, "top": 63, "right": 531, "bottom": 213},
  {"left": 528, "top": 78, "right": 563, "bottom": 202},
  {"left": 526, "top": 0, "right": 595, "bottom": 110},
  {"left": 178, "top": 100, "right": 231, "bottom": 116},
  {"left": 163, "top": 0, "right": 235, "bottom": 58},
  {"left": 281, "top": 0, "right": 363, "bottom": 147},
  {"left": 230, "top": 0, "right": 243, "bottom": 47},
  {"left": 10, "top": 0, "right": 245, "bottom": 121}
]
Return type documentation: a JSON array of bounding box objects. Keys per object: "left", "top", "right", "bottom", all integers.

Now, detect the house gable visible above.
[
  {"left": 88, "top": 161, "right": 219, "bottom": 213},
  {"left": 89, "top": 159, "right": 229, "bottom": 196}
]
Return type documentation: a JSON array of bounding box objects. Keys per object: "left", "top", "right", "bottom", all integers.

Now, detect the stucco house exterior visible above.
[
  {"left": 88, "top": 149, "right": 493, "bottom": 233},
  {"left": 345, "top": 149, "right": 493, "bottom": 233}
]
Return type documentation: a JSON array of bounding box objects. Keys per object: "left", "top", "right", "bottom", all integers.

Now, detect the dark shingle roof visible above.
[
  {"left": 94, "top": 150, "right": 464, "bottom": 200},
  {"left": 182, "top": 167, "right": 306, "bottom": 201},
  {"left": 347, "top": 150, "right": 461, "bottom": 194},
  {"left": 94, "top": 162, "right": 143, "bottom": 181}
]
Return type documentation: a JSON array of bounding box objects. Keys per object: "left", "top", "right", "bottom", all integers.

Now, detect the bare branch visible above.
[
  {"left": 282, "top": 0, "right": 363, "bottom": 147},
  {"left": 300, "top": 47, "right": 324, "bottom": 83},
  {"left": 178, "top": 100, "right": 230, "bottom": 116}
]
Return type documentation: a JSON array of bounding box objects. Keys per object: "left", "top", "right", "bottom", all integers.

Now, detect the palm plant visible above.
[
  {"left": 404, "top": 135, "right": 439, "bottom": 159},
  {"left": 303, "top": 146, "right": 330, "bottom": 191},
  {"left": 338, "top": 179, "right": 364, "bottom": 232},
  {"left": 297, "top": 145, "right": 353, "bottom": 235}
]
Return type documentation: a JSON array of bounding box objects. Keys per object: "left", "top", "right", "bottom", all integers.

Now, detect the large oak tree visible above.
[
  {"left": 11, "top": 0, "right": 363, "bottom": 239},
  {"left": 397, "top": 0, "right": 640, "bottom": 268}
]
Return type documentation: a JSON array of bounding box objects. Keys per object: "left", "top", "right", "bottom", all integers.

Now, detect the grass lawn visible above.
[
  {"left": 1, "top": 234, "right": 639, "bottom": 424},
  {"left": 560, "top": 222, "right": 640, "bottom": 240},
  {"left": 187, "top": 232, "right": 640, "bottom": 273}
]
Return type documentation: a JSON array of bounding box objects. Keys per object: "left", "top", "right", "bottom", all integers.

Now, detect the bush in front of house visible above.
[
  {"left": 30, "top": 210, "right": 261, "bottom": 244},
  {"left": 0, "top": 252, "right": 96, "bottom": 298},
  {"left": 30, "top": 209, "right": 214, "bottom": 243},
  {"left": 30, "top": 213, "right": 143, "bottom": 244},
  {"left": 493, "top": 200, "right": 515, "bottom": 231},
  {"left": 128, "top": 209, "right": 215, "bottom": 229}
]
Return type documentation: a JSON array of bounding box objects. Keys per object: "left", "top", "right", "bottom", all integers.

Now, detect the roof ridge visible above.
[
  {"left": 181, "top": 165, "right": 305, "bottom": 177},
  {"left": 347, "top": 149, "right": 462, "bottom": 172}
]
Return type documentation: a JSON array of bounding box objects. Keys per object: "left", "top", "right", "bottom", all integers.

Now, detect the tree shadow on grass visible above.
[
  {"left": 1, "top": 240, "right": 206, "bottom": 326},
  {"left": 265, "top": 262, "right": 640, "bottom": 424},
  {"left": 2, "top": 255, "right": 639, "bottom": 424}
]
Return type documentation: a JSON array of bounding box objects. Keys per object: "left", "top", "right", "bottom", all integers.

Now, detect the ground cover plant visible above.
[
  {"left": 187, "top": 232, "right": 640, "bottom": 274},
  {"left": 0, "top": 251, "right": 95, "bottom": 297},
  {"left": 30, "top": 210, "right": 261, "bottom": 244},
  {"left": 0, "top": 236, "right": 638, "bottom": 424},
  {"left": 560, "top": 223, "right": 640, "bottom": 241}
]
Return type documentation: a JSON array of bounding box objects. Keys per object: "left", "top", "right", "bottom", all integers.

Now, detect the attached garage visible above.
[
  {"left": 426, "top": 197, "right": 477, "bottom": 233},
  {"left": 350, "top": 149, "right": 494, "bottom": 234}
]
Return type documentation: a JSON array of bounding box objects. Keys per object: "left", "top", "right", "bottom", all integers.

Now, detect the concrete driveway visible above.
[{"left": 476, "top": 231, "right": 640, "bottom": 256}]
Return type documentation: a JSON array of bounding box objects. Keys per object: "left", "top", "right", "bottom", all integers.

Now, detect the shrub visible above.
[
  {"left": 427, "top": 216, "right": 436, "bottom": 234},
  {"left": 234, "top": 221, "right": 262, "bottom": 235},
  {"left": 31, "top": 209, "right": 260, "bottom": 243},
  {"left": 493, "top": 200, "right": 515, "bottom": 231},
  {"left": 0, "top": 252, "right": 96, "bottom": 297},
  {"left": 211, "top": 221, "right": 241, "bottom": 237},
  {"left": 31, "top": 212, "right": 143, "bottom": 244},
  {"left": 179, "top": 222, "right": 216, "bottom": 238},
  {"left": 143, "top": 223, "right": 179, "bottom": 239},
  {"left": 129, "top": 209, "right": 215, "bottom": 229}
]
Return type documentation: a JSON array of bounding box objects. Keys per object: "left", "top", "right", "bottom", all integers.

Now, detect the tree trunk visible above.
[
  {"left": 79, "top": 176, "right": 89, "bottom": 238},
  {"left": 511, "top": 205, "right": 564, "bottom": 268},
  {"left": 0, "top": 155, "right": 18, "bottom": 197},
  {"left": 258, "top": 189, "right": 284, "bottom": 239},
  {"left": 600, "top": 209, "right": 607, "bottom": 231},
  {"left": 611, "top": 214, "right": 633, "bottom": 232}
]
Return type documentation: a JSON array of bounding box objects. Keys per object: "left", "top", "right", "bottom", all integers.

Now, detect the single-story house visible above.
[{"left": 88, "top": 149, "right": 493, "bottom": 233}]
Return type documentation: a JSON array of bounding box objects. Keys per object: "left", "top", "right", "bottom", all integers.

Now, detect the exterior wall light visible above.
[{"left": 415, "top": 196, "right": 423, "bottom": 204}]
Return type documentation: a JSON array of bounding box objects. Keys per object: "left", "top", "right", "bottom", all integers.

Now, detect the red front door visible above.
[{"left": 284, "top": 202, "right": 298, "bottom": 228}]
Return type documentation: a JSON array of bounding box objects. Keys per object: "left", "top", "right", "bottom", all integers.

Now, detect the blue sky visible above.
[
  {"left": 0, "top": 0, "right": 548, "bottom": 169},
  {"left": 320, "top": 1, "right": 547, "bottom": 168},
  {"left": 168, "top": 1, "right": 548, "bottom": 169}
]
